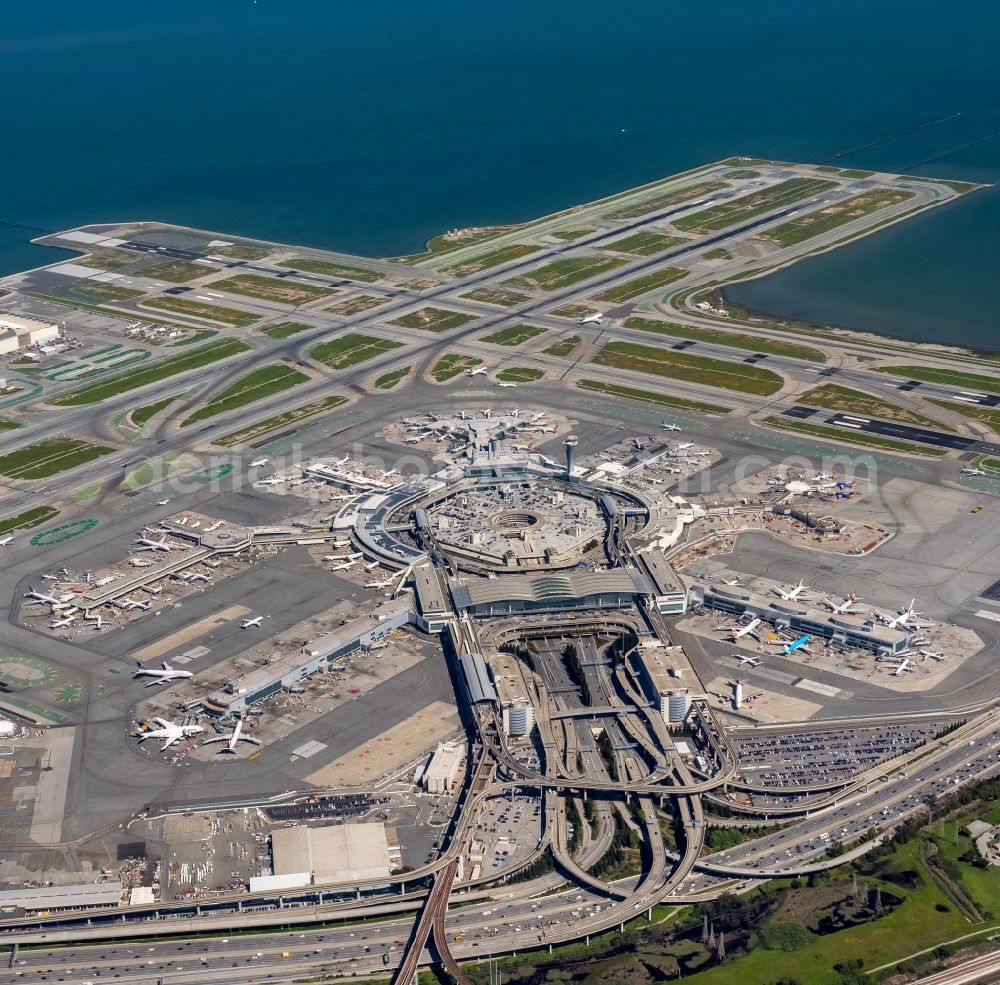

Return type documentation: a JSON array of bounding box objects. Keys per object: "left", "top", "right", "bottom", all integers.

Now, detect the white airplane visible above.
[
  {"left": 135, "top": 536, "right": 172, "bottom": 552},
  {"left": 330, "top": 561, "right": 356, "bottom": 572},
  {"left": 382, "top": 469, "right": 399, "bottom": 479},
  {"left": 133, "top": 661, "right": 194, "bottom": 686},
  {"left": 633, "top": 437, "right": 644, "bottom": 451},
  {"left": 823, "top": 593, "right": 864, "bottom": 615},
  {"left": 497, "top": 382, "right": 518, "bottom": 389},
  {"left": 721, "top": 576, "right": 741, "bottom": 586},
  {"left": 874, "top": 599, "right": 923, "bottom": 629},
  {"left": 86, "top": 614, "right": 105, "bottom": 630},
  {"left": 250, "top": 458, "right": 269, "bottom": 468},
  {"left": 674, "top": 442, "right": 694, "bottom": 451},
  {"left": 404, "top": 436, "right": 420, "bottom": 445},
  {"left": 135, "top": 717, "right": 204, "bottom": 750},
  {"left": 183, "top": 572, "right": 211, "bottom": 583},
  {"left": 205, "top": 520, "right": 224, "bottom": 532},
  {"left": 893, "top": 658, "right": 910, "bottom": 676},
  {"left": 530, "top": 412, "right": 546, "bottom": 422},
  {"left": 125, "top": 599, "right": 151, "bottom": 611},
  {"left": 962, "top": 467, "right": 986, "bottom": 476},
  {"left": 734, "top": 653, "right": 761, "bottom": 667},
  {"left": 202, "top": 717, "right": 262, "bottom": 755},
  {"left": 49, "top": 614, "right": 76, "bottom": 629},
  {"left": 813, "top": 469, "right": 837, "bottom": 483},
  {"left": 578, "top": 313, "right": 603, "bottom": 325},
  {"left": 24, "top": 585, "right": 60, "bottom": 605},
  {"left": 731, "top": 618, "right": 762, "bottom": 642},
  {"left": 920, "top": 649, "right": 946, "bottom": 661},
  {"left": 660, "top": 421, "right": 681, "bottom": 432},
  {"left": 467, "top": 366, "right": 488, "bottom": 377},
  {"left": 365, "top": 577, "right": 394, "bottom": 589},
  {"left": 773, "top": 579, "right": 810, "bottom": 601},
  {"left": 0, "top": 534, "right": 14, "bottom": 546},
  {"left": 241, "top": 616, "right": 263, "bottom": 629}
]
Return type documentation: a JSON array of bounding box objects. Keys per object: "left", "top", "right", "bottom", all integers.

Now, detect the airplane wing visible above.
[
  {"left": 240, "top": 736, "right": 264, "bottom": 747},
  {"left": 152, "top": 717, "right": 173, "bottom": 728},
  {"left": 143, "top": 679, "right": 166, "bottom": 687},
  {"left": 200, "top": 735, "right": 229, "bottom": 746}
]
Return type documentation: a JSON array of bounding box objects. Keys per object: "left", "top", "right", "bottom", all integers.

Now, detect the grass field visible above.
[
  {"left": 390, "top": 307, "right": 477, "bottom": 333},
  {"left": 260, "top": 321, "right": 314, "bottom": 340},
  {"left": 624, "top": 316, "right": 827, "bottom": 362},
  {"left": 604, "top": 180, "right": 729, "bottom": 220},
  {"left": 505, "top": 255, "right": 628, "bottom": 292},
  {"left": 703, "top": 247, "right": 733, "bottom": 260},
  {"left": 181, "top": 364, "right": 309, "bottom": 426},
  {"left": 593, "top": 341, "right": 784, "bottom": 395},
  {"left": 760, "top": 189, "right": 915, "bottom": 247},
  {"left": 0, "top": 418, "right": 20, "bottom": 431},
  {"left": 763, "top": 415, "right": 948, "bottom": 456},
  {"left": 131, "top": 396, "right": 175, "bottom": 428},
  {"left": 277, "top": 257, "right": 382, "bottom": 282},
  {"left": 497, "top": 366, "right": 545, "bottom": 383},
  {"left": 441, "top": 243, "right": 540, "bottom": 276},
  {"left": 928, "top": 399, "right": 1000, "bottom": 430},
  {"left": 52, "top": 339, "right": 251, "bottom": 406},
  {"left": 431, "top": 354, "right": 482, "bottom": 382},
  {"left": 542, "top": 335, "right": 582, "bottom": 358},
  {"left": 480, "top": 324, "right": 546, "bottom": 347},
  {"left": 593, "top": 266, "right": 687, "bottom": 302},
  {"left": 34, "top": 281, "right": 144, "bottom": 307},
  {"left": 577, "top": 379, "right": 730, "bottom": 414},
  {"left": 0, "top": 505, "right": 60, "bottom": 535},
  {"left": 875, "top": 365, "right": 1000, "bottom": 395},
  {"left": 211, "top": 243, "right": 271, "bottom": 260},
  {"left": 459, "top": 286, "right": 531, "bottom": 307},
  {"left": 551, "top": 303, "right": 592, "bottom": 318},
  {"left": 605, "top": 231, "right": 687, "bottom": 256},
  {"left": 142, "top": 260, "right": 210, "bottom": 283},
  {"left": 140, "top": 295, "right": 259, "bottom": 327},
  {"left": 801, "top": 383, "right": 950, "bottom": 428},
  {"left": 213, "top": 394, "right": 347, "bottom": 447},
  {"left": 374, "top": 367, "right": 410, "bottom": 389},
  {"left": 496, "top": 366, "right": 545, "bottom": 382},
  {"left": 0, "top": 438, "right": 115, "bottom": 480},
  {"left": 211, "top": 273, "right": 335, "bottom": 306},
  {"left": 673, "top": 177, "right": 839, "bottom": 233},
  {"left": 326, "top": 294, "right": 389, "bottom": 316},
  {"left": 310, "top": 333, "right": 403, "bottom": 369}
]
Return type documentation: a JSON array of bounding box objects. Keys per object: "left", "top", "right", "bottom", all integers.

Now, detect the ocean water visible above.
[{"left": 1, "top": 0, "right": 998, "bottom": 347}]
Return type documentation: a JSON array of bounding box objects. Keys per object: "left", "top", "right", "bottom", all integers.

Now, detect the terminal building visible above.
[
  {"left": 449, "top": 569, "right": 651, "bottom": 618},
  {"left": 695, "top": 584, "right": 909, "bottom": 655},
  {"left": 202, "top": 599, "right": 414, "bottom": 715},
  {"left": 634, "top": 549, "right": 688, "bottom": 614}
]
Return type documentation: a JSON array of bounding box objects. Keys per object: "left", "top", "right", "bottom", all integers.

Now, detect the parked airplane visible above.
[
  {"left": 812, "top": 469, "right": 837, "bottom": 482},
  {"left": 133, "top": 661, "right": 193, "bottom": 686},
  {"left": 962, "top": 467, "right": 986, "bottom": 476},
  {"left": 24, "top": 585, "right": 60, "bottom": 605},
  {"left": 633, "top": 437, "right": 644, "bottom": 451},
  {"left": 836, "top": 480, "right": 857, "bottom": 490},
  {"left": 85, "top": 614, "right": 105, "bottom": 630},
  {"left": 404, "top": 436, "right": 420, "bottom": 445},
  {"left": 734, "top": 653, "right": 761, "bottom": 667},
  {"left": 249, "top": 458, "right": 269, "bottom": 468},
  {"left": 874, "top": 599, "right": 924, "bottom": 629},
  {"left": 721, "top": 576, "right": 741, "bottom": 586},
  {"left": 135, "top": 536, "right": 172, "bottom": 552},
  {"left": 823, "top": 593, "right": 864, "bottom": 615},
  {"left": 241, "top": 616, "right": 263, "bottom": 629},
  {"left": 49, "top": 614, "right": 76, "bottom": 629},
  {"left": 467, "top": 366, "right": 488, "bottom": 376},
  {"left": 773, "top": 579, "right": 810, "bottom": 601},
  {"left": 184, "top": 572, "right": 211, "bottom": 583},
  {"left": 205, "top": 520, "right": 224, "bottom": 532},
  {"left": 920, "top": 649, "right": 947, "bottom": 661},
  {"left": 778, "top": 634, "right": 812, "bottom": 655},
  {"left": 202, "top": 717, "right": 262, "bottom": 755},
  {"left": 365, "top": 577, "right": 394, "bottom": 589},
  {"left": 0, "top": 534, "right": 14, "bottom": 546},
  {"left": 330, "top": 561, "right": 356, "bottom": 572},
  {"left": 660, "top": 421, "right": 681, "bottom": 432},
  {"left": 578, "top": 313, "right": 603, "bottom": 325},
  {"left": 674, "top": 442, "right": 694, "bottom": 451},
  {"left": 125, "top": 599, "right": 151, "bottom": 611},
  {"left": 135, "top": 718, "right": 204, "bottom": 750},
  {"left": 893, "top": 658, "right": 910, "bottom": 676},
  {"left": 731, "top": 618, "right": 762, "bottom": 642}
]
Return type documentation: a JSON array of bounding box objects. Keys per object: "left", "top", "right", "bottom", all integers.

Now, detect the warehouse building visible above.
[
  {"left": 270, "top": 822, "right": 397, "bottom": 885},
  {"left": 0, "top": 881, "right": 123, "bottom": 914},
  {"left": 424, "top": 741, "right": 464, "bottom": 793}
]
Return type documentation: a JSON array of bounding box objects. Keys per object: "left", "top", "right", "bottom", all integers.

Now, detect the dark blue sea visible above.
[{"left": 2, "top": 0, "right": 998, "bottom": 348}]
